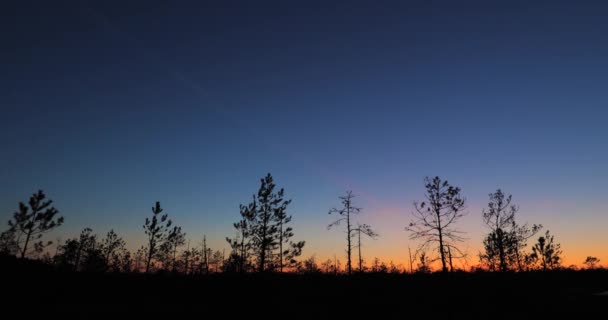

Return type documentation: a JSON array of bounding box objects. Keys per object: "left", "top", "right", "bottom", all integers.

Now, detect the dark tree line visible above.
[{"left": 0, "top": 174, "right": 590, "bottom": 274}]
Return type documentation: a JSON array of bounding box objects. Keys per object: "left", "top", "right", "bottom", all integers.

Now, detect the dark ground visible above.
[{"left": 1, "top": 255, "right": 606, "bottom": 318}]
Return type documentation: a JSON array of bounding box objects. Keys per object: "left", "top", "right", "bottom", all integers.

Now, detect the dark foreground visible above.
[{"left": 2, "top": 256, "right": 606, "bottom": 318}]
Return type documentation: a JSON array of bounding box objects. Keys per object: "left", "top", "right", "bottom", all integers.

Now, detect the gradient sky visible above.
[{"left": 1, "top": 0, "right": 607, "bottom": 269}]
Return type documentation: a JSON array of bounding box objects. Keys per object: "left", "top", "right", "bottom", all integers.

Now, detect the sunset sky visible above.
[{"left": 1, "top": 0, "right": 607, "bottom": 269}]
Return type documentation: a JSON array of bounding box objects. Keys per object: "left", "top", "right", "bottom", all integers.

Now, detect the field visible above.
[{"left": 2, "top": 255, "right": 606, "bottom": 318}]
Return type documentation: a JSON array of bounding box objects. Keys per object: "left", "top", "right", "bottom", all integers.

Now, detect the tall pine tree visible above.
[
  {"left": 237, "top": 173, "right": 305, "bottom": 272},
  {"left": 8, "top": 190, "right": 64, "bottom": 258},
  {"left": 143, "top": 201, "right": 172, "bottom": 273}
]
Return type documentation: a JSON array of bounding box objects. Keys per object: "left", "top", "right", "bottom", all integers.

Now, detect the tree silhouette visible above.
[
  {"left": 298, "top": 255, "right": 320, "bottom": 274},
  {"left": 143, "top": 201, "right": 172, "bottom": 273},
  {"left": 416, "top": 252, "right": 432, "bottom": 274},
  {"left": 479, "top": 190, "right": 542, "bottom": 272},
  {"left": 251, "top": 174, "right": 279, "bottom": 272},
  {"left": 406, "top": 177, "right": 467, "bottom": 273},
  {"left": 100, "top": 229, "right": 126, "bottom": 271},
  {"left": 388, "top": 261, "right": 401, "bottom": 274},
  {"left": 0, "top": 229, "right": 19, "bottom": 255},
  {"left": 8, "top": 190, "right": 64, "bottom": 258},
  {"left": 511, "top": 223, "right": 543, "bottom": 272},
  {"left": 74, "top": 227, "right": 96, "bottom": 271},
  {"left": 117, "top": 250, "right": 132, "bottom": 272},
  {"left": 181, "top": 240, "right": 193, "bottom": 274},
  {"left": 584, "top": 256, "right": 600, "bottom": 269},
  {"left": 274, "top": 194, "right": 305, "bottom": 272},
  {"left": 530, "top": 230, "right": 562, "bottom": 271},
  {"left": 353, "top": 223, "right": 378, "bottom": 273},
  {"left": 328, "top": 191, "right": 360, "bottom": 275},
  {"left": 163, "top": 226, "right": 186, "bottom": 271},
  {"left": 215, "top": 250, "right": 225, "bottom": 272},
  {"left": 200, "top": 236, "right": 210, "bottom": 274},
  {"left": 321, "top": 259, "right": 334, "bottom": 273},
  {"left": 54, "top": 239, "right": 79, "bottom": 269},
  {"left": 55, "top": 227, "right": 98, "bottom": 271},
  {"left": 241, "top": 173, "right": 301, "bottom": 272},
  {"left": 227, "top": 198, "right": 255, "bottom": 273}
]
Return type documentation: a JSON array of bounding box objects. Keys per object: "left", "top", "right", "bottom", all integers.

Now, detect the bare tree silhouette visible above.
[
  {"left": 8, "top": 190, "right": 64, "bottom": 258},
  {"left": 100, "top": 229, "right": 126, "bottom": 271},
  {"left": 406, "top": 177, "right": 466, "bottom": 273},
  {"left": 328, "top": 191, "right": 360, "bottom": 275},
  {"left": 143, "top": 201, "right": 172, "bottom": 273},
  {"left": 353, "top": 223, "right": 378, "bottom": 273}
]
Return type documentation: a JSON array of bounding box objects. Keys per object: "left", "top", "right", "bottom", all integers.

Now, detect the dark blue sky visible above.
[{"left": 1, "top": 0, "right": 607, "bottom": 264}]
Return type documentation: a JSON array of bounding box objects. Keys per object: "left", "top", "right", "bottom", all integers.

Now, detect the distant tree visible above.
[
  {"left": 353, "top": 223, "right": 378, "bottom": 273},
  {"left": 200, "top": 236, "right": 210, "bottom": 274},
  {"left": 328, "top": 191, "right": 361, "bottom": 275},
  {"left": 118, "top": 250, "right": 132, "bottom": 272},
  {"left": 55, "top": 227, "right": 97, "bottom": 271},
  {"left": 406, "top": 177, "right": 467, "bottom": 273},
  {"left": 333, "top": 256, "right": 342, "bottom": 275},
  {"left": 379, "top": 262, "right": 388, "bottom": 273},
  {"left": 388, "top": 261, "right": 401, "bottom": 274},
  {"left": 100, "top": 229, "right": 126, "bottom": 270},
  {"left": 80, "top": 244, "right": 105, "bottom": 273},
  {"left": 480, "top": 190, "right": 542, "bottom": 272},
  {"left": 134, "top": 246, "right": 147, "bottom": 272},
  {"left": 298, "top": 255, "right": 320, "bottom": 274},
  {"left": 211, "top": 250, "right": 223, "bottom": 272},
  {"left": 512, "top": 223, "right": 543, "bottom": 272},
  {"left": 416, "top": 252, "right": 432, "bottom": 274},
  {"left": 181, "top": 240, "right": 193, "bottom": 274},
  {"left": 530, "top": 230, "right": 562, "bottom": 271},
  {"left": 163, "top": 226, "right": 186, "bottom": 272},
  {"left": 584, "top": 256, "right": 600, "bottom": 270},
  {"left": 74, "top": 227, "right": 96, "bottom": 271},
  {"left": 0, "top": 229, "right": 19, "bottom": 255},
  {"left": 7, "top": 190, "right": 64, "bottom": 258},
  {"left": 370, "top": 257, "right": 381, "bottom": 273},
  {"left": 143, "top": 201, "right": 172, "bottom": 273},
  {"left": 227, "top": 199, "right": 255, "bottom": 273},
  {"left": 321, "top": 259, "right": 334, "bottom": 273}
]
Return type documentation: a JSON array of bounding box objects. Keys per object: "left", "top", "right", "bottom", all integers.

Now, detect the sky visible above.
[{"left": 1, "top": 0, "right": 607, "bottom": 269}]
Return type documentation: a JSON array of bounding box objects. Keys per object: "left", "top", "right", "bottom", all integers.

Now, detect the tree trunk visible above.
[
  {"left": 435, "top": 200, "right": 448, "bottom": 273},
  {"left": 279, "top": 219, "right": 283, "bottom": 272},
  {"left": 346, "top": 201, "right": 352, "bottom": 275},
  {"left": 145, "top": 247, "right": 153, "bottom": 273},
  {"left": 358, "top": 230, "right": 362, "bottom": 272},
  {"left": 20, "top": 230, "right": 32, "bottom": 259},
  {"left": 173, "top": 244, "right": 177, "bottom": 272}
]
